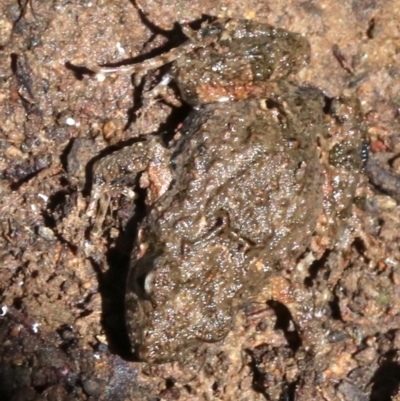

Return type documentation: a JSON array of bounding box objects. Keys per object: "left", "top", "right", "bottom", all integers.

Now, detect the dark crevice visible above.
[
  {"left": 41, "top": 209, "right": 57, "bottom": 229},
  {"left": 64, "top": 62, "right": 97, "bottom": 81},
  {"left": 279, "top": 381, "right": 297, "bottom": 401},
  {"left": 267, "top": 300, "right": 302, "bottom": 352},
  {"left": 367, "top": 18, "right": 375, "bottom": 39},
  {"left": 369, "top": 356, "right": 400, "bottom": 401},
  {"left": 352, "top": 236, "right": 366, "bottom": 255},
  {"left": 30, "top": 270, "right": 39, "bottom": 279},
  {"left": 352, "top": 237, "right": 371, "bottom": 264},
  {"left": 99, "top": 250, "right": 134, "bottom": 360},
  {"left": 265, "top": 98, "right": 281, "bottom": 109},
  {"left": 304, "top": 250, "right": 330, "bottom": 287},
  {"left": 95, "top": 178, "right": 147, "bottom": 361},
  {"left": 183, "top": 384, "right": 193, "bottom": 394},
  {"left": 388, "top": 153, "right": 400, "bottom": 168},
  {"left": 323, "top": 95, "right": 333, "bottom": 114},
  {"left": 56, "top": 324, "right": 77, "bottom": 353},
  {"left": 77, "top": 310, "right": 93, "bottom": 319},
  {"left": 159, "top": 101, "right": 192, "bottom": 145},
  {"left": 60, "top": 138, "right": 75, "bottom": 172},
  {"left": 328, "top": 294, "right": 342, "bottom": 320},
  {"left": 165, "top": 378, "right": 176, "bottom": 389},
  {"left": 46, "top": 190, "right": 70, "bottom": 212},
  {"left": 12, "top": 297, "right": 23, "bottom": 310},
  {"left": 124, "top": 76, "right": 147, "bottom": 130},
  {"left": 246, "top": 347, "right": 270, "bottom": 398}
]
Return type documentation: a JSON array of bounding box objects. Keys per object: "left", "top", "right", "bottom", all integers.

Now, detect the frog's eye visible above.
[
  {"left": 136, "top": 270, "right": 156, "bottom": 298},
  {"left": 132, "top": 254, "right": 158, "bottom": 300},
  {"left": 130, "top": 249, "right": 180, "bottom": 305}
]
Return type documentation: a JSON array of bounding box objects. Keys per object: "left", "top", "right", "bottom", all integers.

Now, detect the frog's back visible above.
[{"left": 151, "top": 92, "right": 325, "bottom": 270}]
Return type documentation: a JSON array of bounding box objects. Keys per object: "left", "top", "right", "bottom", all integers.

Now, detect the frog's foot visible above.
[
  {"left": 87, "top": 180, "right": 137, "bottom": 236},
  {"left": 86, "top": 138, "right": 171, "bottom": 235},
  {"left": 141, "top": 74, "right": 182, "bottom": 108}
]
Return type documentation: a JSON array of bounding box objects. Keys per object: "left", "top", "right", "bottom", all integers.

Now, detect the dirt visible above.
[{"left": 0, "top": 0, "right": 400, "bottom": 400}]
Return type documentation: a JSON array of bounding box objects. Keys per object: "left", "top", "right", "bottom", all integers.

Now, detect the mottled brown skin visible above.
[
  {"left": 171, "top": 19, "right": 311, "bottom": 105},
  {"left": 94, "top": 19, "right": 366, "bottom": 363}
]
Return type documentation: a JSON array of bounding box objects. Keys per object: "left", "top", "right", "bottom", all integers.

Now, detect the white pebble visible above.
[
  {"left": 38, "top": 193, "right": 48, "bottom": 202},
  {"left": 32, "top": 322, "right": 41, "bottom": 333},
  {"left": 66, "top": 117, "right": 76, "bottom": 126},
  {"left": 116, "top": 42, "right": 125, "bottom": 54}
]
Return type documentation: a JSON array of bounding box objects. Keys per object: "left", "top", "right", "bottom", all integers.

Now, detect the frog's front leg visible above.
[{"left": 87, "top": 138, "right": 171, "bottom": 234}]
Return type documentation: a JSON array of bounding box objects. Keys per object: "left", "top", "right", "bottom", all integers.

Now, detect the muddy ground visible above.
[{"left": 1, "top": 0, "right": 400, "bottom": 400}]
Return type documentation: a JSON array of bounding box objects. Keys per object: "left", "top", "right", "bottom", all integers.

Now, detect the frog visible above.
[{"left": 88, "top": 19, "right": 366, "bottom": 363}]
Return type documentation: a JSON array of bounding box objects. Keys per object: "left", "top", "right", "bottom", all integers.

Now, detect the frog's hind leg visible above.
[
  {"left": 85, "top": 19, "right": 221, "bottom": 84},
  {"left": 86, "top": 38, "right": 198, "bottom": 86}
]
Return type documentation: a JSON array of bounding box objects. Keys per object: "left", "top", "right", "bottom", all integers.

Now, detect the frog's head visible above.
[{"left": 125, "top": 240, "right": 238, "bottom": 363}]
